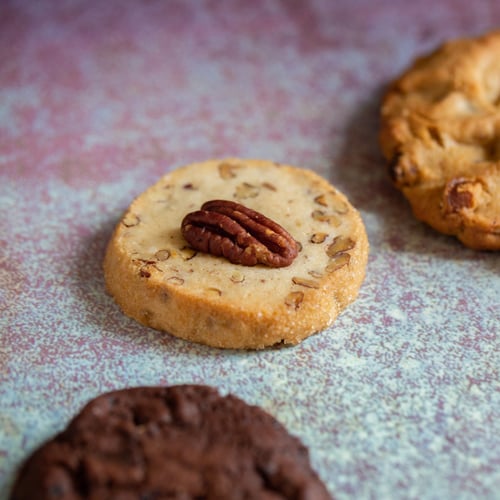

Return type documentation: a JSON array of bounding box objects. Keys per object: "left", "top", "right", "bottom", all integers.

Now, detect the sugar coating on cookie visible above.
[
  {"left": 9, "top": 385, "right": 332, "bottom": 499},
  {"left": 380, "top": 31, "right": 500, "bottom": 250},
  {"left": 104, "top": 158, "right": 369, "bottom": 349}
]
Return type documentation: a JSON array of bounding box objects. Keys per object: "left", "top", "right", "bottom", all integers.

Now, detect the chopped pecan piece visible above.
[
  {"left": 311, "top": 209, "right": 341, "bottom": 227},
  {"left": 285, "top": 291, "right": 304, "bottom": 309},
  {"left": 292, "top": 277, "right": 320, "bottom": 289},
  {"left": 166, "top": 276, "right": 184, "bottom": 286},
  {"left": 314, "top": 193, "right": 348, "bottom": 214},
  {"left": 218, "top": 162, "right": 240, "bottom": 179},
  {"left": 326, "top": 253, "right": 350, "bottom": 273},
  {"left": 122, "top": 213, "right": 140, "bottom": 227},
  {"left": 262, "top": 182, "right": 277, "bottom": 191},
  {"left": 310, "top": 232, "right": 328, "bottom": 244},
  {"left": 442, "top": 177, "right": 477, "bottom": 213},
  {"left": 326, "top": 236, "right": 355, "bottom": 257},
  {"left": 388, "top": 151, "right": 419, "bottom": 187},
  {"left": 230, "top": 271, "right": 245, "bottom": 283},
  {"left": 235, "top": 182, "right": 260, "bottom": 199},
  {"left": 154, "top": 249, "right": 171, "bottom": 261},
  {"left": 179, "top": 246, "right": 197, "bottom": 260},
  {"left": 181, "top": 200, "right": 298, "bottom": 267},
  {"left": 139, "top": 268, "right": 151, "bottom": 278}
]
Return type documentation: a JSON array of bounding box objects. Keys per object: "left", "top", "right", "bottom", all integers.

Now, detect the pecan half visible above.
[{"left": 181, "top": 200, "right": 298, "bottom": 267}]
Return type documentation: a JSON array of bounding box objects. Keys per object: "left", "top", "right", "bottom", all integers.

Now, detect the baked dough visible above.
[
  {"left": 380, "top": 31, "right": 500, "bottom": 250},
  {"left": 104, "top": 159, "right": 369, "bottom": 349},
  {"left": 9, "top": 385, "right": 332, "bottom": 499}
]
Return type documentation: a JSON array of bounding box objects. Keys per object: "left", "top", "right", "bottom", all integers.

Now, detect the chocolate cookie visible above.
[
  {"left": 103, "top": 158, "right": 369, "bottom": 349},
  {"left": 380, "top": 31, "right": 500, "bottom": 250},
  {"left": 10, "top": 385, "right": 332, "bottom": 499}
]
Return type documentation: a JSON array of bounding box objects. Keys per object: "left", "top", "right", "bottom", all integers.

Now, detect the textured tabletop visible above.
[{"left": 1, "top": 1, "right": 499, "bottom": 498}]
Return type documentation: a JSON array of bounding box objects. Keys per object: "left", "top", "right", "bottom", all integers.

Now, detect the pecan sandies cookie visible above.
[
  {"left": 10, "top": 385, "right": 332, "bottom": 499},
  {"left": 104, "top": 159, "right": 368, "bottom": 349},
  {"left": 380, "top": 31, "right": 500, "bottom": 250}
]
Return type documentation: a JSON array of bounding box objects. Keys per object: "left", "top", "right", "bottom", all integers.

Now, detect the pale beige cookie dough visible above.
[
  {"left": 380, "top": 31, "right": 500, "bottom": 250},
  {"left": 104, "top": 159, "right": 369, "bottom": 349}
]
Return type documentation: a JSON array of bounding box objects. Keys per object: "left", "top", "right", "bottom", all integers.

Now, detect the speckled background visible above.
[{"left": 1, "top": 0, "right": 499, "bottom": 498}]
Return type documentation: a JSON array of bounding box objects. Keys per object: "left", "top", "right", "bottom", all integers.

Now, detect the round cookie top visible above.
[
  {"left": 380, "top": 31, "right": 500, "bottom": 250},
  {"left": 9, "top": 385, "right": 332, "bottom": 499},
  {"left": 103, "top": 159, "right": 368, "bottom": 348}
]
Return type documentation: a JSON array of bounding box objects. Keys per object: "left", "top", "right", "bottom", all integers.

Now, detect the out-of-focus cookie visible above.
[
  {"left": 10, "top": 385, "right": 332, "bottom": 499},
  {"left": 380, "top": 31, "right": 500, "bottom": 250},
  {"left": 103, "top": 158, "right": 369, "bottom": 349}
]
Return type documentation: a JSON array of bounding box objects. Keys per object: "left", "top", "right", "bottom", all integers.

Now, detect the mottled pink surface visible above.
[{"left": 1, "top": 0, "right": 499, "bottom": 498}]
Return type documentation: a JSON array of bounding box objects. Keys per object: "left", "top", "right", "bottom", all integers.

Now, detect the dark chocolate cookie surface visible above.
[{"left": 10, "top": 385, "right": 331, "bottom": 500}]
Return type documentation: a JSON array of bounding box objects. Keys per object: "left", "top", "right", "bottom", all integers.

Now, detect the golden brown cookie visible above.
[
  {"left": 103, "top": 159, "right": 368, "bottom": 349},
  {"left": 380, "top": 31, "right": 500, "bottom": 250}
]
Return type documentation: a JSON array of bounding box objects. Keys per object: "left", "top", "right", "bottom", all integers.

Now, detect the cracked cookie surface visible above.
[
  {"left": 9, "top": 385, "right": 332, "bottom": 499},
  {"left": 380, "top": 31, "right": 500, "bottom": 250},
  {"left": 103, "top": 158, "right": 369, "bottom": 349}
]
